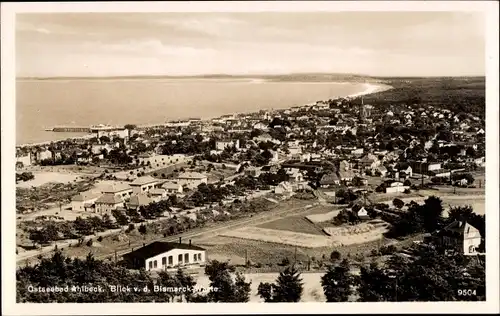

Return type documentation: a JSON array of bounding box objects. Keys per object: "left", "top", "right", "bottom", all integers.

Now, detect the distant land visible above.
[{"left": 17, "top": 73, "right": 376, "bottom": 82}]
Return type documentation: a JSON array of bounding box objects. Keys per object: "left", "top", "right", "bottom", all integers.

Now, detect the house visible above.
[
  {"left": 177, "top": 172, "right": 208, "bottom": 188},
  {"left": 339, "top": 160, "right": 351, "bottom": 171},
  {"left": 138, "top": 154, "right": 189, "bottom": 168},
  {"left": 434, "top": 221, "right": 482, "bottom": 255},
  {"left": 357, "top": 206, "right": 370, "bottom": 220},
  {"left": 161, "top": 181, "right": 184, "bottom": 194},
  {"left": 122, "top": 240, "right": 206, "bottom": 271},
  {"left": 71, "top": 191, "right": 102, "bottom": 212},
  {"left": 288, "top": 170, "right": 304, "bottom": 183},
  {"left": 320, "top": 172, "right": 340, "bottom": 187},
  {"left": 351, "top": 148, "right": 364, "bottom": 156},
  {"left": 127, "top": 193, "right": 153, "bottom": 210},
  {"left": 101, "top": 183, "right": 134, "bottom": 200},
  {"left": 385, "top": 181, "right": 409, "bottom": 194},
  {"left": 16, "top": 153, "right": 32, "bottom": 167},
  {"left": 410, "top": 161, "right": 442, "bottom": 175},
  {"left": 338, "top": 169, "right": 355, "bottom": 182},
  {"left": 245, "top": 167, "right": 263, "bottom": 178},
  {"left": 253, "top": 122, "right": 269, "bottom": 130},
  {"left": 95, "top": 194, "right": 125, "bottom": 215},
  {"left": 215, "top": 139, "right": 240, "bottom": 151},
  {"left": 358, "top": 153, "right": 380, "bottom": 171},
  {"left": 254, "top": 132, "right": 274, "bottom": 143},
  {"left": 148, "top": 188, "right": 168, "bottom": 202},
  {"left": 129, "top": 176, "right": 163, "bottom": 194},
  {"left": 395, "top": 163, "right": 413, "bottom": 179},
  {"left": 275, "top": 181, "right": 294, "bottom": 195},
  {"left": 375, "top": 165, "right": 388, "bottom": 177},
  {"left": 36, "top": 149, "right": 53, "bottom": 162}
]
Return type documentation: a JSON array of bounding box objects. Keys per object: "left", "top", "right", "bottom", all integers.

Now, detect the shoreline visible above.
[{"left": 16, "top": 81, "right": 393, "bottom": 148}]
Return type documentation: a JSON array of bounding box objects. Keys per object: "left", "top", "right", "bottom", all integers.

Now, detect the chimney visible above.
[
  {"left": 143, "top": 243, "right": 145, "bottom": 247},
  {"left": 179, "top": 237, "right": 182, "bottom": 244},
  {"left": 189, "top": 239, "right": 192, "bottom": 246}
]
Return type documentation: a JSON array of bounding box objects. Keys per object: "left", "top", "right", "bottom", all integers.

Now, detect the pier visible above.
[{"left": 45, "top": 126, "right": 91, "bottom": 133}]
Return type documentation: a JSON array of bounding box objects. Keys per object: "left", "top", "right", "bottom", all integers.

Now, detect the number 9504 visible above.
[{"left": 458, "top": 289, "right": 476, "bottom": 296}]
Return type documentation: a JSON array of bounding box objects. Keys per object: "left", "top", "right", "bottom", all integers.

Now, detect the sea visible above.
[{"left": 16, "top": 79, "right": 367, "bottom": 145}]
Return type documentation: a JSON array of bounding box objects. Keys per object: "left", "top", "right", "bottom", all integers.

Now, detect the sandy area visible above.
[
  {"left": 306, "top": 210, "right": 341, "bottom": 223},
  {"left": 16, "top": 172, "right": 83, "bottom": 188},
  {"left": 195, "top": 272, "right": 326, "bottom": 302},
  {"left": 220, "top": 227, "right": 336, "bottom": 248},
  {"left": 323, "top": 221, "right": 390, "bottom": 247}
]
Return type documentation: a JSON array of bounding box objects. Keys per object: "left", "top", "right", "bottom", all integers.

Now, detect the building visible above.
[
  {"left": 410, "top": 161, "right": 442, "bottom": 175},
  {"left": 129, "top": 176, "right": 163, "bottom": 194},
  {"left": 215, "top": 139, "right": 240, "bottom": 151},
  {"left": 275, "top": 181, "right": 294, "bottom": 195},
  {"left": 36, "top": 149, "right": 53, "bottom": 162},
  {"left": 320, "top": 172, "right": 340, "bottom": 188},
  {"left": 71, "top": 191, "right": 102, "bottom": 212},
  {"left": 149, "top": 188, "right": 168, "bottom": 202},
  {"left": 127, "top": 193, "right": 153, "bottom": 210},
  {"left": 177, "top": 172, "right": 208, "bottom": 188},
  {"left": 122, "top": 240, "right": 206, "bottom": 271},
  {"left": 434, "top": 221, "right": 482, "bottom": 256},
  {"left": 385, "top": 181, "right": 410, "bottom": 194},
  {"left": 357, "top": 207, "right": 370, "bottom": 220},
  {"left": 161, "top": 181, "right": 184, "bottom": 194},
  {"left": 358, "top": 153, "right": 380, "bottom": 171},
  {"left": 338, "top": 170, "right": 355, "bottom": 182},
  {"left": 16, "top": 153, "right": 32, "bottom": 167},
  {"left": 101, "top": 183, "right": 134, "bottom": 200},
  {"left": 95, "top": 194, "right": 125, "bottom": 215}
]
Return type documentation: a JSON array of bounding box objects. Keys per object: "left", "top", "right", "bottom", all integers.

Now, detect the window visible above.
[
  {"left": 467, "top": 227, "right": 470, "bottom": 234},
  {"left": 469, "top": 245, "right": 475, "bottom": 254},
  {"left": 193, "top": 254, "right": 197, "bottom": 262},
  {"left": 168, "top": 256, "right": 173, "bottom": 265},
  {"left": 178, "top": 254, "right": 183, "bottom": 263},
  {"left": 162, "top": 257, "right": 166, "bottom": 265},
  {"left": 184, "top": 253, "right": 189, "bottom": 263},
  {"left": 153, "top": 260, "right": 158, "bottom": 268},
  {"left": 149, "top": 261, "right": 153, "bottom": 270},
  {"left": 198, "top": 253, "right": 202, "bottom": 261}
]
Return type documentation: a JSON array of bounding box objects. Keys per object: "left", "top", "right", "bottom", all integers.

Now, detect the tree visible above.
[
  {"left": 138, "top": 224, "right": 147, "bottom": 235},
  {"left": 392, "top": 198, "right": 405, "bottom": 209},
  {"left": 200, "top": 260, "right": 251, "bottom": 302},
  {"left": 330, "top": 250, "right": 341, "bottom": 262},
  {"left": 257, "top": 265, "right": 303, "bottom": 302},
  {"left": 321, "top": 259, "right": 353, "bottom": 302},
  {"left": 355, "top": 262, "right": 394, "bottom": 302}
]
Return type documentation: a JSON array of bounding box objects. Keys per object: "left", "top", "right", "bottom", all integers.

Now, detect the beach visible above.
[{"left": 16, "top": 79, "right": 391, "bottom": 146}]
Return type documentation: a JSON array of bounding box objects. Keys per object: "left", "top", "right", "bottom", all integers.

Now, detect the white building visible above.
[
  {"left": 215, "top": 139, "right": 240, "bottom": 151},
  {"left": 36, "top": 149, "right": 53, "bottom": 162},
  {"left": 71, "top": 191, "right": 102, "bottom": 212},
  {"left": 177, "top": 172, "right": 208, "bottom": 188},
  {"left": 138, "top": 154, "right": 190, "bottom": 168},
  {"left": 385, "top": 182, "right": 410, "bottom": 194},
  {"left": 16, "top": 153, "right": 32, "bottom": 167},
  {"left": 100, "top": 182, "right": 134, "bottom": 200},
  {"left": 129, "top": 176, "right": 163, "bottom": 194},
  {"left": 95, "top": 194, "right": 125, "bottom": 215},
  {"left": 122, "top": 240, "right": 206, "bottom": 271},
  {"left": 162, "top": 181, "right": 184, "bottom": 194}
]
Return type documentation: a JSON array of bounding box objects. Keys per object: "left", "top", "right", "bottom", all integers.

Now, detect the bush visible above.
[
  {"left": 403, "top": 189, "right": 411, "bottom": 194},
  {"left": 86, "top": 239, "right": 93, "bottom": 247},
  {"left": 138, "top": 224, "right": 147, "bottom": 235},
  {"left": 380, "top": 245, "right": 398, "bottom": 255},
  {"left": 330, "top": 250, "right": 341, "bottom": 262},
  {"left": 97, "top": 236, "right": 103, "bottom": 242},
  {"left": 279, "top": 257, "right": 290, "bottom": 266},
  {"left": 126, "top": 224, "right": 135, "bottom": 232},
  {"left": 370, "top": 249, "right": 379, "bottom": 256}
]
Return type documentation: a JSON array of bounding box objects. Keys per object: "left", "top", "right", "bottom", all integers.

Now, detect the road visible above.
[{"left": 16, "top": 189, "right": 272, "bottom": 264}]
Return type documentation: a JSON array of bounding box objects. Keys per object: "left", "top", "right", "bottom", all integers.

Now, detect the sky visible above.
[{"left": 16, "top": 12, "right": 486, "bottom": 77}]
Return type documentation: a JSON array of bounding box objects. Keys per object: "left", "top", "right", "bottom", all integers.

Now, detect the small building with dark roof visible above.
[{"left": 122, "top": 240, "right": 206, "bottom": 271}]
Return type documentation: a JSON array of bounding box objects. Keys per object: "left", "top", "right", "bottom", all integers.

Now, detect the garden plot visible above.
[
  {"left": 220, "top": 226, "right": 336, "bottom": 248},
  {"left": 322, "top": 221, "right": 390, "bottom": 246}
]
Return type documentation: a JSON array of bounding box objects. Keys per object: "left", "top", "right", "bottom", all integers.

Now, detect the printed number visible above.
[{"left": 458, "top": 289, "right": 476, "bottom": 296}]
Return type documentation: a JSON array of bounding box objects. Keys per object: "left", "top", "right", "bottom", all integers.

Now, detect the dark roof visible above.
[{"left": 123, "top": 241, "right": 205, "bottom": 260}]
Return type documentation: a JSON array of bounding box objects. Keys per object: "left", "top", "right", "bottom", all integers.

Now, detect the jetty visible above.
[{"left": 45, "top": 126, "right": 91, "bottom": 133}]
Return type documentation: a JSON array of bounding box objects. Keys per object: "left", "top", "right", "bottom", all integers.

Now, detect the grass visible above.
[{"left": 257, "top": 216, "right": 326, "bottom": 236}]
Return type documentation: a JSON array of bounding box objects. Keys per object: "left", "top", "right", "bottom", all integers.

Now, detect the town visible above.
[{"left": 15, "top": 77, "right": 486, "bottom": 302}]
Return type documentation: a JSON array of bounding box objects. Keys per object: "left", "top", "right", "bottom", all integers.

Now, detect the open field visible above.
[
  {"left": 257, "top": 216, "right": 326, "bottom": 236},
  {"left": 305, "top": 210, "right": 341, "bottom": 223},
  {"left": 322, "top": 220, "right": 390, "bottom": 246},
  {"left": 16, "top": 172, "right": 84, "bottom": 188},
  {"left": 220, "top": 227, "right": 335, "bottom": 248}
]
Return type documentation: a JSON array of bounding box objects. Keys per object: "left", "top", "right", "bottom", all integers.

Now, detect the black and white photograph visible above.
[{"left": 1, "top": 1, "right": 499, "bottom": 314}]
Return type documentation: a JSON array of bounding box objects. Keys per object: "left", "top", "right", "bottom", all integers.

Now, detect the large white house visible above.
[
  {"left": 129, "top": 176, "right": 163, "bottom": 194},
  {"left": 122, "top": 240, "right": 206, "bottom": 271},
  {"left": 95, "top": 193, "right": 125, "bottom": 215},
  {"left": 435, "top": 221, "right": 482, "bottom": 256},
  {"left": 138, "top": 154, "right": 190, "bottom": 168},
  {"left": 71, "top": 191, "right": 102, "bottom": 212},
  {"left": 161, "top": 181, "right": 184, "bottom": 194},
  {"left": 101, "top": 182, "right": 134, "bottom": 200}
]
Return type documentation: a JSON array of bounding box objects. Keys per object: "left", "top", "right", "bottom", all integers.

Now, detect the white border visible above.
[{"left": 2, "top": 1, "right": 499, "bottom": 315}]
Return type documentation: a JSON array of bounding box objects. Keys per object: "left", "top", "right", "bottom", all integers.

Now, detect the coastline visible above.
[{"left": 16, "top": 81, "right": 392, "bottom": 148}]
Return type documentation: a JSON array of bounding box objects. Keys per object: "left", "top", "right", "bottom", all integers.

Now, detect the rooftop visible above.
[
  {"left": 128, "top": 194, "right": 153, "bottom": 207},
  {"left": 130, "top": 176, "right": 161, "bottom": 186},
  {"left": 95, "top": 193, "right": 123, "bottom": 205},
  {"left": 72, "top": 191, "right": 101, "bottom": 202},
  {"left": 101, "top": 182, "right": 133, "bottom": 194},
  {"left": 177, "top": 172, "right": 207, "bottom": 180},
  {"left": 123, "top": 241, "right": 205, "bottom": 261}
]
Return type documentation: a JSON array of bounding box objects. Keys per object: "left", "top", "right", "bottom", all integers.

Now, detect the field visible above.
[
  {"left": 257, "top": 216, "right": 326, "bottom": 235},
  {"left": 16, "top": 172, "right": 84, "bottom": 188},
  {"left": 220, "top": 227, "right": 335, "bottom": 248},
  {"left": 322, "top": 220, "right": 390, "bottom": 246},
  {"left": 305, "top": 210, "right": 341, "bottom": 223}
]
